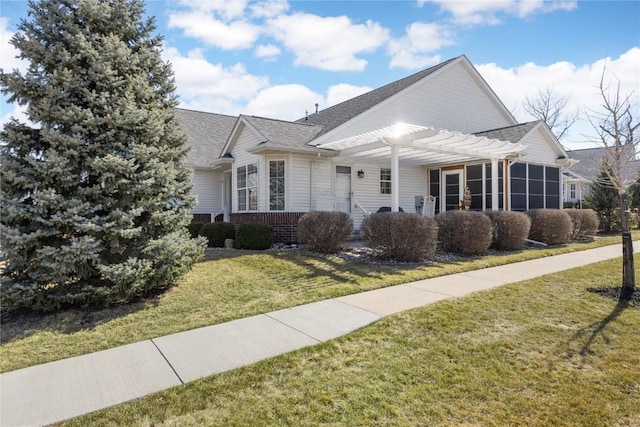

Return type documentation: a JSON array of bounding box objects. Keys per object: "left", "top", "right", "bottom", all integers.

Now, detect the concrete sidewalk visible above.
[{"left": 1, "top": 242, "right": 637, "bottom": 426}]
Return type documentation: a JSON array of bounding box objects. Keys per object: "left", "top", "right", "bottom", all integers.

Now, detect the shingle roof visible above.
[
  {"left": 295, "top": 56, "right": 460, "bottom": 137},
  {"left": 473, "top": 121, "right": 539, "bottom": 144},
  {"left": 242, "top": 115, "right": 322, "bottom": 147},
  {"left": 567, "top": 146, "right": 640, "bottom": 183},
  {"left": 175, "top": 108, "right": 238, "bottom": 168}
]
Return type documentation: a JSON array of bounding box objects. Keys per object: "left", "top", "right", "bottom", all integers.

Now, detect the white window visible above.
[
  {"left": 237, "top": 163, "right": 258, "bottom": 211},
  {"left": 380, "top": 168, "right": 391, "bottom": 194},
  {"left": 570, "top": 183, "right": 576, "bottom": 199},
  {"left": 269, "top": 160, "right": 285, "bottom": 211}
]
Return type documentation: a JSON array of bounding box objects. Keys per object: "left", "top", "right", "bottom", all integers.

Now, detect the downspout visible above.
[{"left": 310, "top": 152, "right": 321, "bottom": 211}]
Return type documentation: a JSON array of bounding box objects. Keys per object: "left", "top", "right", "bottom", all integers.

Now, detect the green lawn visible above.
[
  {"left": 0, "top": 233, "right": 636, "bottom": 373},
  {"left": 62, "top": 255, "right": 640, "bottom": 427}
]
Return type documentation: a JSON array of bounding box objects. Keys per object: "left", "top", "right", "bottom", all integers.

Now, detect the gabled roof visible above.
[
  {"left": 242, "top": 115, "right": 322, "bottom": 147},
  {"left": 475, "top": 120, "right": 569, "bottom": 161},
  {"left": 219, "top": 115, "right": 327, "bottom": 159},
  {"left": 175, "top": 108, "right": 237, "bottom": 169},
  {"left": 473, "top": 121, "right": 540, "bottom": 144},
  {"left": 295, "top": 56, "right": 460, "bottom": 137},
  {"left": 567, "top": 146, "right": 640, "bottom": 183}
]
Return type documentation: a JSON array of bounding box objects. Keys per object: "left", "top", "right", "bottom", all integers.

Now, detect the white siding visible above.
[
  {"left": 519, "top": 129, "right": 563, "bottom": 165},
  {"left": 320, "top": 61, "right": 514, "bottom": 144},
  {"left": 191, "top": 169, "right": 222, "bottom": 215},
  {"left": 311, "top": 159, "right": 428, "bottom": 230},
  {"left": 350, "top": 163, "right": 427, "bottom": 229},
  {"left": 290, "top": 154, "right": 312, "bottom": 211},
  {"left": 312, "top": 158, "right": 335, "bottom": 211}
]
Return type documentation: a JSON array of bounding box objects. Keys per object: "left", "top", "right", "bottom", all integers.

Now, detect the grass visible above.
[
  {"left": 61, "top": 255, "right": 640, "bottom": 427},
  {"left": 1, "top": 232, "right": 637, "bottom": 373}
]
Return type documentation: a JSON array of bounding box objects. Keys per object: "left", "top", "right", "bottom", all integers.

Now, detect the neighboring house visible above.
[
  {"left": 564, "top": 146, "right": 640, "bottom": 205},
  {"left": 179, "top": 55, "right": 573, "bottom": 242}
]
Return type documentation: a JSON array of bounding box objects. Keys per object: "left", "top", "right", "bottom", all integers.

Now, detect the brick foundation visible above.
[
  {"left": 230, "top": 212, "right": 306, "bottom": 244},
  {"left": 192, "top": 213, "right": 211, "bottom": 223}
]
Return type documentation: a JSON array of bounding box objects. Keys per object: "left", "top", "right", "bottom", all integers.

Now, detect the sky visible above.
[{"left": 1, "top": 0, "right": 639, "bottom": 150}]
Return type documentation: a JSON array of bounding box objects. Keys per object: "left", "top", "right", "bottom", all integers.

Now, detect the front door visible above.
[
  {"left": 335, "top": 166, "right": 352, "bottom": 213},
  {"left": 443, "top": 169, "right": 464, "bottom": 211}
]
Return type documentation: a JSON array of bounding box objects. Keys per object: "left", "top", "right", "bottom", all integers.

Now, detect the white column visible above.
[
  {"left": 391, "top": 144, "right": 400, "bottom": 212},
  {"left": 491, "top": 158, "right": 499, "bottom": 211}
]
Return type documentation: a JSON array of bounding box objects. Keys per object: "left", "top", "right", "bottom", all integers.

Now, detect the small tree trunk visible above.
[{"left": 620, "top": 194, "right": 635, "bottom": 298}]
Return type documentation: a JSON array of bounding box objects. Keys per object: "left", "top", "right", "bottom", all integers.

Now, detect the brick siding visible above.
[
  {"left": 192, "top": 213, "right": 211, "bottom": 223},
  {"left": 230, "top": 212, "right": 306, "bottom": 243}
]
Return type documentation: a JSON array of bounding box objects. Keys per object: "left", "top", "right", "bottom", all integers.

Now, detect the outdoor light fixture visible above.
[{"left": 357, "top": 169, "right": 364, "bottom": 178}]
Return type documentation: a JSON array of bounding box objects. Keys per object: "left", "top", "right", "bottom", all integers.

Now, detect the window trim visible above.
[
  {"left": 237, "top": 162, "right": 258, "bottom": 212},
  {"left": 268, "top": 159, "right": 286, "bottom": 211},
  {"left": 379, "top": 167, "right": 391, "bottom": 195}
]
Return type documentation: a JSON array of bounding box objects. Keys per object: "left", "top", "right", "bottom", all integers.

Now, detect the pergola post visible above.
[
  {"left": 491, "top": 158, "right": 499, "bottom": 211},
  {"left": 391, "top": 144, "right": 400, "bottom": 212}
]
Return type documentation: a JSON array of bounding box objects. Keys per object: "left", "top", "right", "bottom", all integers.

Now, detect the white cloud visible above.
[
  {"left": 254, "top": 44, "right": 281, "bottom": 60},
  {"left": 250, "top": 0, "right": 290, "bottom": 18},
  {"left": 245, "top": 84, "right": 323, "bottom": 120},
  {"left": 0, "top": 17, "right": 27, "bottom": 75},
  {"left": 326, "top": 83, "right": 372, "bottom": 107},
  {"left": 388, "top": 22, "right": 454, "bottom": 69},
  {"left": 163, "top": 46, "right": 269, "bottom": 115},
  {"left": 419, "top": 0, "right": 578, "bottom": 25},
  {"left": 0, "top": 103, "right": 29, "bottom": 129},
  {"left": 167, "top": 11, "right": 260, "bottom": 50},
  {"left": 176, "top": 0, "right": 248, "bottom": 20},
  {"left": 476, "top": 47, "right": 640, "bottom": 149},
  {"left": 267, "top": 13, "right": 390, "bottom": 71},
  {"left": 1, "top": 17, "right": 31, "bottom": 129}
]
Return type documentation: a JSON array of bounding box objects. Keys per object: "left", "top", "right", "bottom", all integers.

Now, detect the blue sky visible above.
[{"left": 1, "top": 0, "right": 639, "bottom": 149}]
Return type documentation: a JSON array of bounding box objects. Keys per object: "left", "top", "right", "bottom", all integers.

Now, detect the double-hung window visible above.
[
  {"left": 237, "top": 163, "right": 258, "bottom": 211},
  {"left": 269, "top": 160, "right": 285, "bottom": 211},
  {"left": 380, "top": 168, "right": 391, "bottom": 194}
]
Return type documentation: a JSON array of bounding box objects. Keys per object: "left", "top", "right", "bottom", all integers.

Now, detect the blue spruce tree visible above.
[{"left": 0, "top": 0, "right": 205, "bottom": 314}]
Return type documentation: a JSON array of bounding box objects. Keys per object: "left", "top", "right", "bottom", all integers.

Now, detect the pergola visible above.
[{"left": 314, "top": 123, "right": 528, "bottom": 212}]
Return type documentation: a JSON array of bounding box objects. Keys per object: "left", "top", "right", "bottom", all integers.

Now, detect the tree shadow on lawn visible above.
[
  {"left": 0, "top": 249, "right": 410, "bottom": 345},
  {"left": 568, "top": 291, "right": 635, "bottom": 358},
  {"left": 0, "top": 293, "right": 164, "bottom": 345}
]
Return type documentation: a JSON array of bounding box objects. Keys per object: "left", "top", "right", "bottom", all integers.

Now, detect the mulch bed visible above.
[{"left": 587, "top": 287, "right": 640, "bottom": 307}]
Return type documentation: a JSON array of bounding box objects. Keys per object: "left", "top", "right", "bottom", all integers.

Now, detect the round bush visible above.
[
  {"left": 483, "top": 211, "right": 531, "bottom": 251},
  {"left": 361, "top": 212, "right": 437, "bottom": 262},
  {"left": 198, "top": 222, "right": 236, "bottom": 248},
  {"left": 187, "top": 222, "right": 207, "bottom": 239},
  {"left": 236, "top": 222, "right": 274, "bottom": 250},
  {"left": 526, "top": 209, "right": 572, "bottom": 245},
  {"left": 297, "top": 211, "right": 353, "bottom": 253},
  {"left": 436, "top": 211, "right": 492, "bottom": 255},
  {"left": 565, "top": 209, "right": 599, "bottom": 240}
]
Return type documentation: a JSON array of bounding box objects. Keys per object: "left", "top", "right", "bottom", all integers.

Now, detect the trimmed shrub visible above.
[
  {"left": 187, "top": 222, "right": 207, "bottom": 239},
  {"left": 235, "top": 223, "right": 274, "bottom": 250},
  {"left": 199, "top": 222, "right": 236, "bottom": 248},
  {"left": 565, "top": 209, "right": 599, "bottom": 240},
  {"left": 526, "top": 209, "right": 572, "bottom": 245},
  {"left": 297, "top": 211, "right": 353, "bottom": 253},
  {"left": 436, "top": 211, "right": 492, "bottom": 255},
  {"left": 483, "top": 211, "right": 531, "bottom": 251},
  {"left": 361, "top": 212, "right": 437, "bottom": 262}
]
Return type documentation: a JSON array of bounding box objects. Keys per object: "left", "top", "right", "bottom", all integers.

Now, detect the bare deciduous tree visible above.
[
  {"left": 586, "top": 68, "right": 639, "bottom": 297},
  {"left": 523, "top": 87, "right": 579, "bottom": 140}
]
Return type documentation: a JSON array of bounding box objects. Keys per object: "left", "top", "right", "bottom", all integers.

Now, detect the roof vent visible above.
[
  {"left": 315, "top": 103, "right": 319, "bottom": 114},
  {"left": 305, "top": 110, "right": 308, "bottom": 121}
]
